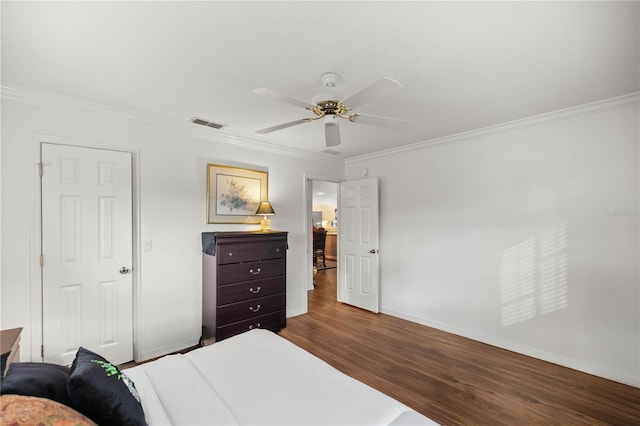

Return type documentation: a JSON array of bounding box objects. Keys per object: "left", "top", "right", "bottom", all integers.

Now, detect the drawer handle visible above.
[
  {"left": 227, "top": 252, "right": 233, "bottom": 257},
  {"left": 249, "top": 286, "right": 261, "bottom": 294},
  {"left": 275, "top": 248, "right": 280, "bottom": 253},
  {"left": 249, "top": 268, "right": 261, "bottom": 275},
  {"left": 248, "top": 323, "right": 261, "bottom": 330},
  {"left": 249, "top": 304, "right": 261, "bottom": 313}
]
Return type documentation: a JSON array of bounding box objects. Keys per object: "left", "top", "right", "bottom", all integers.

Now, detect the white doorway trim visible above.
[
  {"left": 303, "top": 173, "right": 341, "bottom": 309},
  {"left": 28, "top": 133, "right": 142, "bottom": 362}
]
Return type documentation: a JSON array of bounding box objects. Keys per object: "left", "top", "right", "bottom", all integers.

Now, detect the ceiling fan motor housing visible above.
[{"left": 311, "top": 100, "right": 349, "bottom": 117}]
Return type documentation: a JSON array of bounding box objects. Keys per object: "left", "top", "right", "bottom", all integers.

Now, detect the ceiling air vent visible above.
[{"left": 191, "top": 117, "right": 225, "bottom": 129}]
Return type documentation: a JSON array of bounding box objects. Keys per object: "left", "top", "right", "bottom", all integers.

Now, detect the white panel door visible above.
[
  {"left": 41, "top": 143, "right": 133, "bottom": 365},
  {"left": 338, "top": 178, "right": 379, "bottom": 313}
]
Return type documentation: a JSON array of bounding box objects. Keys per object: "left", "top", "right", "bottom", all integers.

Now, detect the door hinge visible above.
[
  {"left": 38, "top": 163, "right": 43, "bottom": 177},
  {"left": 41, "top": 345, "right": 44, "bottom": 359},
  {"left": 39, "top": 255, "right": 43, "bottom": 268}
]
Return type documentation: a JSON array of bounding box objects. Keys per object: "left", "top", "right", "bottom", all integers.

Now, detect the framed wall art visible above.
[{"left": 207, "top": 164, "right": 268, "bottom": 224}]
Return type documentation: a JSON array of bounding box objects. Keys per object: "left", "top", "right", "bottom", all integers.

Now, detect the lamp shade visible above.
[{"left": 255, "top": 201, "right": 275, "bottom": 216}]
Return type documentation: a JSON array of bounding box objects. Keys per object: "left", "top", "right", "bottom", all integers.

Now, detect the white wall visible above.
[
  {"left": 0, "top": 92, "right": 343, "bottom": 362},
  {"left": 345, "top": 96, "right": 639, "bottom": 386},
  {"left": 3, "top": 89, "right": 638, "bottom": 387}
]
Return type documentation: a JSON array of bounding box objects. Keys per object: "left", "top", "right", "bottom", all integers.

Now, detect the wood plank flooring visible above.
[{"left": 278, "top": 269, "right": 640, "bottom": 425}]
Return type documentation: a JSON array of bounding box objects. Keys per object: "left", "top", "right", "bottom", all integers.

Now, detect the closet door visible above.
[{"left": 41, "top": 143, "right": 134, "bottom": 365}]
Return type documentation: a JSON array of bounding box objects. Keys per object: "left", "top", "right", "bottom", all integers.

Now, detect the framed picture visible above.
[{"left": 207, "top": 164, "right": 268, "bottom": 224}]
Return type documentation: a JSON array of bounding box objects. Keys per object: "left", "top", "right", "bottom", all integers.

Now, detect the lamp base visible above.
[{"left": 260, "top": 216, "right": 271, "bottom": 232}]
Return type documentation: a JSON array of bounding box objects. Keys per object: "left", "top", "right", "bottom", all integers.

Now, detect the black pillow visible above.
[
  {"left": 0, "top": 362, "right": 72, "bottom": 406},
  {"left": 67, "top": 347, "right": 146, "bottom": 426}
]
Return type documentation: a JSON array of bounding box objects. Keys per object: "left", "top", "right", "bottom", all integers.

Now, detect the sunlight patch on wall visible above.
[
  {"left": 500, "top": 223, "right": 568, "bottom": 326},
  {"left": 501, "top": 238, "right": 537, "bottom": 325},
  {"left": 540, "top": 224, "right": 569, "bottom": 314}
]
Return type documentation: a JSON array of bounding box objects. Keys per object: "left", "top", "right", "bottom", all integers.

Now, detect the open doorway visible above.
[{"left": 311, "top": 180, "right": 338, "bottom": 300}]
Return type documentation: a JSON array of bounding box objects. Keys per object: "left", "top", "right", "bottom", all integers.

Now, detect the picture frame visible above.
[{"left": 207, "top": 163, "right": 268, "bottom": 224}]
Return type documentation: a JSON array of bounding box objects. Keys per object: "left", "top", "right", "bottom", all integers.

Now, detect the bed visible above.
[{"left": 1, "top": 329, "right": 438, "bottom": 425}]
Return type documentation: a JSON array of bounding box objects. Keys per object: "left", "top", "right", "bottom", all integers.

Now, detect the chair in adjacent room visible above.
[{"left": 313, "top": 227, "right": 327, "bottom": 268}]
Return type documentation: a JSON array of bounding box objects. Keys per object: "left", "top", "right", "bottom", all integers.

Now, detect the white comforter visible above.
[{"left": 124, "top": 329, "right": 437, "bottom": 425}]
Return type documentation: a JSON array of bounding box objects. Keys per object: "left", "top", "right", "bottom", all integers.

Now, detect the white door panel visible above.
[
  {"left": 41, "top": 143, "right": 133, "bottom": 365},
  {"left": 338, "top": 178, "right": 379, "bottom": 313}
]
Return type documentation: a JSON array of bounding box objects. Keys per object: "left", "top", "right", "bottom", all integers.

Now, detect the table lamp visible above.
[{"left": 255, "top": 201, "right": 275, "bottom": 232}]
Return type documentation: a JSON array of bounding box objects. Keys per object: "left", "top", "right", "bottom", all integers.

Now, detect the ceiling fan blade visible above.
[
  {"left": 340, "top": 77, "right": 403, "bottom": 109},
  {"left": 324, "top": 119, "right": 341, "bottom": 147},
  {"left": 351, "top": 113, "right": 412, "bottom": 130},
  {"left": 252, "top": 88, "right": 315, "bottom": 109},
  {"left": 256, "top": 118, "right": 309, "bottom": 134}
]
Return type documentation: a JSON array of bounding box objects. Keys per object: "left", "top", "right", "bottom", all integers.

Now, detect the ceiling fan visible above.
[{"left": 253, "top": 72, "right": 411, "bottom": 148}]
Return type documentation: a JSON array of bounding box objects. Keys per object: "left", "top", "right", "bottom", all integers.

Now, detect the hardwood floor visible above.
[{"left": 279, "top": 269, "right": 640, "bottom": 425}]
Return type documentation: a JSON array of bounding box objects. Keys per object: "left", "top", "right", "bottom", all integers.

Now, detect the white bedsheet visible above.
[{"left": 125, "top": 329, "right": 438, "bottom": 425}]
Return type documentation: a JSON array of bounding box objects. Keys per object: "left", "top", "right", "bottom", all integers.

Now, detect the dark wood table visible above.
[{"left": 1, "top": 327, "right": 23, "bottom": 377}]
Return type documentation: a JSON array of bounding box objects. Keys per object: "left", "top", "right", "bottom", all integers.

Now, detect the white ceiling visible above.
[{"left": 2, "top": 1, "right": 638, "bottom": 159}]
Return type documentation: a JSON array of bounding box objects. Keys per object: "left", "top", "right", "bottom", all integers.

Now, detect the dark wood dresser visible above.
[{"left": 202, "top": 231, "right": 287, "bottom": 342}]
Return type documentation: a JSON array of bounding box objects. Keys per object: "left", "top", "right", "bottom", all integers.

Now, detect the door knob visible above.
[
  {"left": 369, "top": 249, "right": 378, "bottom": 254},
  {"left": 119, "top": 267, "right": 130, "bottom": 274}
]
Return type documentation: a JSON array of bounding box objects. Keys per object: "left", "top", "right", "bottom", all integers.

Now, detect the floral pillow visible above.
[{"left": 0, "top": 394, "right": 96, "bottom": 425}]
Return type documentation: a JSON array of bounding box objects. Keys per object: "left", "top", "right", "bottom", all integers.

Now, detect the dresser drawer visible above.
[
  {"left": 218, "top": 276, "right": 285, "bottom": 305},
  {"left": 217, "top": 258, "right": 285, "bottom": 285},
  {"left": 218, "top": 293, "right": 285, "bottom": 326},
  {"left": 216, "top": 310, "right": 286, "bottom": 341},
  {"left": 217, "top": 240, "right": 286, "bottom": 265}
]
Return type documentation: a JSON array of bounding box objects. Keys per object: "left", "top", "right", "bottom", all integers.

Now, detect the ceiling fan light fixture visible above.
[
  {"left": 324, "top": 115, "right": 341, "bottom": 147},
  {"left": 323, "top": 114, "right": 338, "bottom": 127}
]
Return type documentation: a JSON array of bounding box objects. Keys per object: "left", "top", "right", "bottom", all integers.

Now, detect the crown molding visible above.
[
  {"left": 0, "top": 85, "right": 343, "bottom": 163},
  {"left": 346, "top": 92, "right": 640, "bottom": 163},
  {"left": 4, "top": 85, "right": 637, "bottom": 165}
]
